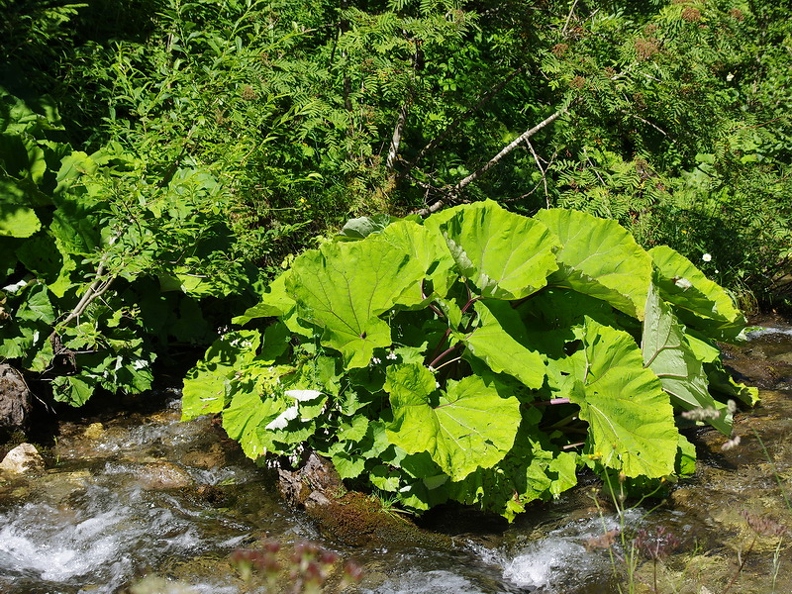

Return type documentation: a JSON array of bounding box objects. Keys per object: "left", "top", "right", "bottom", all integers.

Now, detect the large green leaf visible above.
[
  {"left": 385, "top": 363, "right": 521, "bottom": 481},
  {"left": 435, "top": 199, "right": 560, "bottom": 300},
  {"left": 181, "top": 330, "right": 261, "bottom": 420},
  {"left": 463, "top": 300, "right": 545, "bottom": 389},
  {"left": 232, "top": 271, "right": 296, "bottom": 324},
  {"left": 649, "top": 246, "right": 745, "bottom": 341},
  {"left": 0, "top": 201, "right": 40, "bottom": 238},
  {"left": 534, "top": 209, "right": 652, "bottom": 319},
  {"left": 447, "top": 409, "right": 578, "bottom": 521},
  {"left": 642, "top": 284, "right": 732, "bottom": 435},
  {"left": 222, "top": 389, "right": 283, "bottom": 460},
  {"left": 380, "top": 219, "right": 457, "bottom": 302},
  {"left": 287, "top": 237, "right": 425, "bottom": 368},
  {"left": 52, "top": 374, "right": 96, "bottom": 406},
  {"left": 569, "top": 318, "right": 679, "bottom": 478}
]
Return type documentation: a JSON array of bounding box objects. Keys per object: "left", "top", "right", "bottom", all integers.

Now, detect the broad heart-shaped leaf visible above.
[
  {"left": 642, "top": 284, "right": 732, "bottom": 435},
  {"left": 286, "top": 237, "right": 425, "bottom": 368},
  {"left": 434, "top": 199, "right": 560, "bottom": 300},
  {"left": 182, "top": 330, "right": 261, "bottom": 420},
  {"left": 463, "top": 300, "right": 545, "bottom": 389},
  {"left": 569, "top": 318, "right": 679, "bottom": 478},
  {"left": 380, "top": 219, "right": 457, "bottom": 302},
  {"left": 52, "top": 374, "right": 96, "bottom": 406},
  {"left": 649, "top": 246, "right": 745, "bottom": 341},
  {"left": 232, "top": 271, "right": 296, "bottom": 325},
  {"left": 446, "top": 408, "right": 578, "bottom": 521},
  {"left": 222, "top": 389, "right": 283, "bottom": 460},
  {"left": 385, "top": 363, "right": 521, "bottom": 481},
  {"left": 534, "top": 209, "right": 652, "bottom": 320}
]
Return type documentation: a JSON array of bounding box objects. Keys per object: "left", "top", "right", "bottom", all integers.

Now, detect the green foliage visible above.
[
  {"left": 183, "top": 201, "right": 756, "bottom": 520},
  {"left": 0, "top": 88, "right": 254, "bottom": 406},
  {"left": 6, "top": 0, "right": 789, "bottom": 302}
]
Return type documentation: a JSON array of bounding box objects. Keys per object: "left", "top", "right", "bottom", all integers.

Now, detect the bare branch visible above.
[
  {"left": 455, "top": 109, "right": 564, "bottom": 192},
  {"left": 562, "top": 0, "right": 580, "bottom": 36},
  {"left": 399, "top": 65, "right": 526, "bottom": 180},
  {"left": 525, "top": 139, "right": 550, "bottom": 208},
  {"left": 414, "top": 108, "right": 564, "bottom": 216},
  {"left": 58, "top": 260, "right": 114, "bottom": 329}
]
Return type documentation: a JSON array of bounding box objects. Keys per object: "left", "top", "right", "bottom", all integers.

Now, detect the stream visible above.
[{"left": 2, "top": 321, "right": 792, "bottom": 594}]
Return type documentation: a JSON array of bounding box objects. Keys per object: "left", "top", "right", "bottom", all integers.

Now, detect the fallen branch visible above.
[
  {"left": 398, "top": 65, "right": 526, "bottom": 181},
  {"left": 416, "top": 108, "right": 564, "bottom": 216},
  {"left": 57, "top": 259, "right": 114, "bottom": 329}
]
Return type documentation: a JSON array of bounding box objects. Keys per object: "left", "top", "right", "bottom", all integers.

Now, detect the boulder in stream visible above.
[
  {"left": 0, "top": 442, "right": 45, "bottom": 475},
  {"left": 279, "top": 451, "right": 450, "bottom": 549}
]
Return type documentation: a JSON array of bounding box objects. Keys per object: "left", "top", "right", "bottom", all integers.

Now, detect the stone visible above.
[
  {"left": 134, "top": 461, "right": 193, "bottom": 490},
  {"left": 0, "top": 442, "right": 45, "bottom": 475},
  {"left": 82, "top": 422, "right": 105, "bottom": 440},
  {"left": 0, "top": 364, "right": 32, "bottom": 432}
]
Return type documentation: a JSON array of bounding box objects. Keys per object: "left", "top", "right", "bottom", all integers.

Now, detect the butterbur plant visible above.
[{"left": 183, "top": 200, "right": 758, "bottom": 520}]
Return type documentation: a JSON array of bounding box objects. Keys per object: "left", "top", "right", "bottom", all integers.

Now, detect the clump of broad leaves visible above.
[{"left": 183, "top": 200, "right": 756, "bottom": 520}]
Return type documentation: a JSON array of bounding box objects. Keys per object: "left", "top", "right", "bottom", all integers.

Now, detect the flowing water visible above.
[{"left": 2, "top": 324, "right": 792, "bottom": 594}]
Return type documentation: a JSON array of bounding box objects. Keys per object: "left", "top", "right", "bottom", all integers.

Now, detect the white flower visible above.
[
  {"left": 702, "top": 253, "right": 712, "bottom": 262},
  {"left": 371, "top": 357, "right": 382, "bottom": 365},
  {"left": 726, "top": 73, "right": 734, "bottom": 82},
  {"left": 721, "top": 435, "right": 741, "bottom": 451},
  {"left": 386, "top": 351, "right": 398, "bottom": 361}
]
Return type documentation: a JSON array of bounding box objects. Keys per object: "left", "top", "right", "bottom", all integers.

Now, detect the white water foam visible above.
[
  {"left": 0, "top": 483, "right": 205, "bottom": 593},
  {"left": 502, "top": 536, "right": 591, "bottom": 590},
  {"left": 496, "top": 512, "right": 633, "bottom": 592},
  {"left": 746, "top": 326, "right": 792, "bottom": 339},
  {"left": 364, "top": 569, "right": 487, "bottom": 594}
]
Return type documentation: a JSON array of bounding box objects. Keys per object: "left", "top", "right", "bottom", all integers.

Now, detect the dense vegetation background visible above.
[{"left": 1, "top": 0, "right": 790, "bottom": 408}]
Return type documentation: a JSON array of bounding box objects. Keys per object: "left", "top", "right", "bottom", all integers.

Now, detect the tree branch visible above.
[
  {"left": 415, "top": 108, "right": 564, "bottom": 216},
  {"left": 525, "top": 138, "right": 551, "bottom": 208},
  {"left": 398, "top": 65, "right": 526, "bottom": 181},
  {"left": 58, "top": 261, "right": 114, "bottom": 329},
  {"left": 457, "top": 109, "right": 563, "bottom": 192}
]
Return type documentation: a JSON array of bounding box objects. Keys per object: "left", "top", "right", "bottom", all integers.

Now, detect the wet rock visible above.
[
  {"left": 82, "top": 422, "right": 105, "bottom": 440},
  {"left": 279, "top": 452, "right": 450, "bottom": 549},
  {"left": 0, "top": 364, "right": 31, "bottom": 434},
  {"left": 126, "top": 575, "right": 199, "bottom": 594},
  {"left": 134, "top": 461, "right": 193, "bottom": 490},
  {"left": 278, "top": 452, "right": 346, "bottom": 507},
  {"left": 0, "top": 443, "right": 45, "bottom": 475}
]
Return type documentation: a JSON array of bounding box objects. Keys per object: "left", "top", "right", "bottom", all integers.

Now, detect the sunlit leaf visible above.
[
  {"left": 463, "top": 300, "right": 545, "bottom": 389},
  {"left": 287, "top": 237, "right": 424, "bottom": 368},
  {"left": 535, "top": 209, "right": 652, "bottom": 319},
  {"left": 385, "top": 363, "right": 521, "bottom": 481},
  {"left": 569, "top": 318, "right": 679, "bottom": 478},
  {"left": 650, "top": 246, "right": 745, "bottom": 341},
  {"left": 642, "top": 284, "right": 732, "bottom": 435},
  {"left": 223, "top": 390, "right": 283, "bottom": 459},
  {"left": 0, "top": 202, "right": 40, "bottom": 238},
  {"left": 181, "top": 330, "right": 261, "bottom": 420},
  {"left": 435, "top": 199, "right": 560, "bottom": 300}
]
